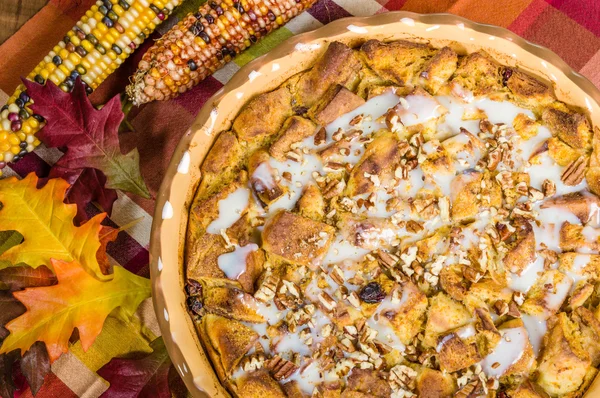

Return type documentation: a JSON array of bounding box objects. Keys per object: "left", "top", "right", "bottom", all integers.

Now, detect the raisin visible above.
[
  {"left": 187, "top": 297, "right": 203, "bottom": 315},
  {"left": 359, "top": 282, "right": 386, "bottom": 303},
  {"left": 502, "top": 67, "right": 513, "bottom": 86},
  {"left": 186, "top": 279, "right": 203, "bottom": 296}
]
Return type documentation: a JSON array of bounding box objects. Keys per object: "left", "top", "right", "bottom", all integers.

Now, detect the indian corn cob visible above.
[
  {"left": 0, "top": 0, "right": 184, "bottom": 176},
  {"left": 126, "top": 0, "right": 318, "bottom": 105}
]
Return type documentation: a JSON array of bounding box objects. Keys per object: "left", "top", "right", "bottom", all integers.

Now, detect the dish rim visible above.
[{"left": 149, "top": 10, "right": 600, "bottom": 397}]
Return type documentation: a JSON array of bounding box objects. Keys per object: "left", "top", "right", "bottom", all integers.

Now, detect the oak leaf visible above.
[
  {"left": 24, "top": 79, "right": 150, "bottom": 198},
  {"left": 98, "top": 337, "right": 183, "bottom": 398},
  {"left": 0, "top": 173, "right": 106, "bottom": 278},
  {"left": 0, "top": 265, "right": 56, "bottom": 292},
  {"left": 20, "top": 342, "right": 50, "bottom": 396},
  {"left": 47, "top": 164, "right": 118, "bottom": 225},
  {"left": 0, "top": 259, "right": 151, "bottom": 362}
]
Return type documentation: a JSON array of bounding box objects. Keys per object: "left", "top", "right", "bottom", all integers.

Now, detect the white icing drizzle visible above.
[
  {"left": 396, "top": 94, "right": 445, "bottom": 127},
  {"left": 509, "top": 255, "right": 545, "bottom": 293},
  {"left": 481, "top": 327, "right": 528, "bottom": 378},
  {"left": 206, "top": 187, "right": 250, "bottom": 234},
  {"left": 322, "top": 235, "right": 370, "bottom": 265},
  {"left": 217, "top": 244, "right": 258, "bottom": 279},
  {"left": 542, "top": 272, "right": 572, "bottom": 315},
  {"left": 521, "top": 314, "right": 548, "bottom": 355}
]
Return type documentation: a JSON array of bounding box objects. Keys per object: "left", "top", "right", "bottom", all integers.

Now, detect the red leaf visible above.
[
  {"left": 98, "top": 337, "right": 178, "bottom": 398},
  {"left": 48, "top": 165, "right": 118, "bottom": 225},
  {"left": 0, "top": 266, "right": 56, "bottom": 292},
  {"left": 24, "top": 79, "right": 150, "bottom": 198}
]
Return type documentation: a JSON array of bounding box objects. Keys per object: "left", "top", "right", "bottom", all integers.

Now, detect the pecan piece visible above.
[
  {"left": 561, "top": 156, "right": 588, "bottom": 186},
  {"left": 266, "top": 355, "right": 299, "bottom": 380},
  {"left": 314, "top": 127, "right": 326, "bottom": 146}
]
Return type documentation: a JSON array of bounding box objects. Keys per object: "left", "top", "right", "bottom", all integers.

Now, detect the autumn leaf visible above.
[
  {"left": 0, "top": 173, "right": 106, "bottom": 278},
  {"left": 0, "top": 350, "right": 19, "bottom": 398},
  {"left": 98, "top": 337, "right": 181, "bottom": 398},
  {"left": 0, "top": 266, "right": 56, "bottom": 292},
  {"left": 0, "top": 259, "right": 151, "bottom": 362},
  {"left": 47, "top": 164, "right": 118, "bottom": 225},
  {"left": 24, "top": 79, "right": 150, "bottom": 198},
  {"left": 0, "top": 232, "right": 22, "bottom": 258},
  {"left": 0, "top": 291, "right": 26, "bottom": 340},
  {"left": 98, "top": 226, "right": 120, "bottom": 275},
  {"left": 20, "top": 342, "right": 50, "bottom": 396}
]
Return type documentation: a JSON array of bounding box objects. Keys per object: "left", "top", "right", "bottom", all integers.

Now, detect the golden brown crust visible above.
[
  {"left": 345, "top": 131, "right": 402, "bottom": 196},
  {"left": 233, "top": 86, "right": 294, "bottom": 143},
  {"left": 293, "top": 41, "right": 362, "bottom": 109},
  {"left": 537, "top": 313, "right": 591, "bottom": 395},
  {"left": 505, "top": 69, "right": 556, "bottom": 110},
  {"left": 342, "top": 369, "right": 391, "bottom": 397},
  {"left": 262, "top": 210, "right": 335, "bottom": 268},
  {"left": 542, "top": 108, "right": 593, "bottom": 151},
  {"left": 235, "top": 370, "right": 287, "bottom": 398},
  {"left": 197, "top": 314, "right": 259, "bottom": 381},
  {"left": 415, "top": 368, "right": 455, "bottom": 398},
  {"left": 451, "top": 51, "right": 503, "bottom": 96},
  {"left": 269, "top": 116, "right": 317, "bottom": 161},
  {"left": 418, "top": 46, "right": 458, "bottom": 94},
  {"left": 360, "top": 39, "right": 435, "bottom": 86},
  {"left": 310, "top": 85, "right": 365, "bottom": 126}
]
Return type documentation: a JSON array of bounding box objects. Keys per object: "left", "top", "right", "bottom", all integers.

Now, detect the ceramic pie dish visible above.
[{"left": 149, "top": 11, "right": 600, "bottom": 398}]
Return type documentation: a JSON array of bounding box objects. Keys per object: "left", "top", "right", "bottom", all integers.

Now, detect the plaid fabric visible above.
[{"left": 1, "top": 0, "right": 599, "bottom": 396}]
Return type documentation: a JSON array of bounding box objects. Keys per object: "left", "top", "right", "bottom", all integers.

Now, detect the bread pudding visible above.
[{"left": 184, "top": 39, "right": 600, "bottom": 397}]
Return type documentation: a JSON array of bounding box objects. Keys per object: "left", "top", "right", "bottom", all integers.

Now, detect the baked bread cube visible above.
[
  {"left": 345, "top": 131, "right": 402, "bottom": 196},
  {"left": 415, "top": 367, "right": 456, "bottom": 398},
  {"left": 233, "top": 86, "right": 293, "bottom": 143},
  {"left": 197, "top": 314, "right": 259, "bottom": 381},
  {"left": 418, "top": 46, "right": 458, "bottom": 94},
  {"left": 542, "top": 108, "right": 593, "bottom": 151},
  {"left": 310, "top": 85, "right": 365, "bottom": 126},
  {"left": 269, "top": 116, "right": 316, "bottom": 161},
  {"left": 293, "top": 41, "right": 362, "bottom": 109},
  {"left": 451, "top": 51, "right": 503, "bottom": 96},
  {"left": 521, "top": 270, "right": 572, "bottom": 318},
  {"left": 234, "top": 370, "right": 287, "bottom": 398},
  {"left": 537, "top": 313, "right": 592, "bottom": 395},
  {"left": 360, "top": 39, "right": 435, "bottom": 86},
  {"left": 423, "top": 293, "right": 472, "bottom": 348},
  {"left": 262, "top": 210, "right": 335, "bottom": 268}
]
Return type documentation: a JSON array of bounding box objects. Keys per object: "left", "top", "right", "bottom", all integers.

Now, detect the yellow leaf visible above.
[
  {"left": 0, "top": 173, "right": 106, "bottom": 278},
  {"left": 0, "top": 259, "right": 151, "bottom": 362}
]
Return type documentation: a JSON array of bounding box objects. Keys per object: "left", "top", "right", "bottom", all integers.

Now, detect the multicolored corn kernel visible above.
[
  {"left": 0, "top": 0, "right": 183, "bottom": 176},
  {"left": 126, "top": 0, "right": 318, "bottom": 106}
]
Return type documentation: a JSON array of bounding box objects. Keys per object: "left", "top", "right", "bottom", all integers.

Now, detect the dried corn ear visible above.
[{"left": 126, "top": 0, "right": 317, "bottom": 105}]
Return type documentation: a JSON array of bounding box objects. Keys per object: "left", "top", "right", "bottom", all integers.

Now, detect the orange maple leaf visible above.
[
  {"left": 0, "top": 259, "right": 151, "bottom": 362},
  {"left": 0, "top": 173, "right": 106, "bottom": 278}
]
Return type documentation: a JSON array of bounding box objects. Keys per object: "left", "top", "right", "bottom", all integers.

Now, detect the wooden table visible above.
[{"left": 0, "top": 0, "right": 47, "bottom": 44}]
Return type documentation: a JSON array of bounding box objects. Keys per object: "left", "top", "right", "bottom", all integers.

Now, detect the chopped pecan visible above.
[
  {"left": 542, "top": 179, "right": 556, "bottom": 197},
  {"left": 487, "top": 148, "right": 501, "bottom": 171},
  {"left": 323, "top": 178, "right": 346, "bottom": 199},
  {"left": 314, "top": 127, "right": 326, "bottom": 146},
  {"left": 375, "top": 250, "right": 399, "bottom": 269},
  {"left": 266, "top": 355, "right": 299, "bottom": 380},
  {"left": 507, "top": 301, "right": 521, "bottom": 318},
  {"left": 455, "top": 380, "right": 483, "bottom": 398},
  {"left": 406, "top": 220, "right": 424, "bottom": 234},
  {"left": 480, "top": 119, "right": 494, "bottom": 134},
  {"left": 318, "top": 292, "right": 337, "bottom": 311},
  {"left": 493, "top": 300, "right": 509, "bottom": 316},
  {"left": 561, "top": 156, "right": 588, "bottom": 186}
]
